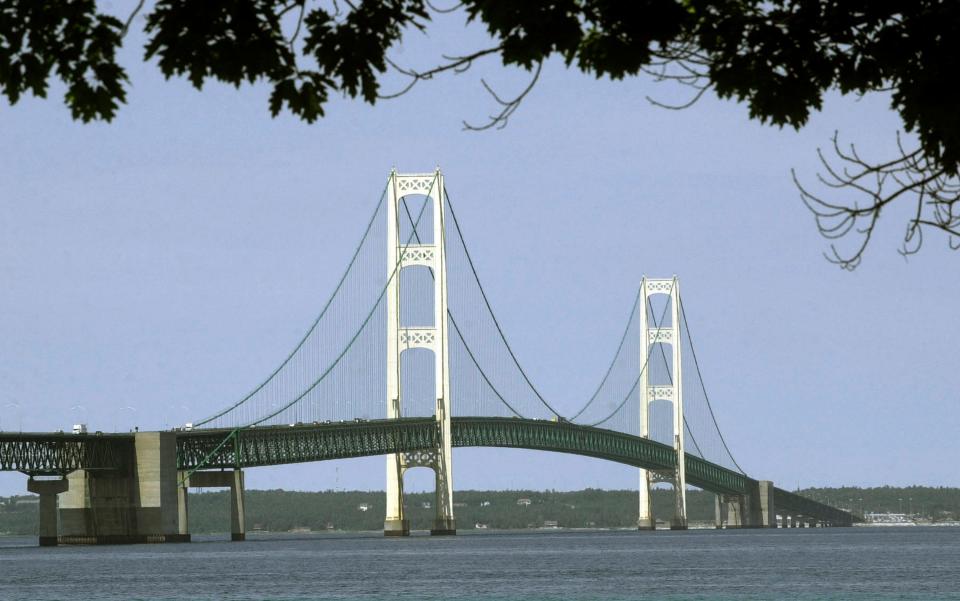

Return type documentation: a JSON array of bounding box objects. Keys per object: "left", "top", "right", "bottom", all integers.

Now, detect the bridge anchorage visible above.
[{"left": 0, "top": 168, "right": 859, "bottom": 546}]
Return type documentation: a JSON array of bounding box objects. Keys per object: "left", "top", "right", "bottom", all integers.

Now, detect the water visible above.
[{"left": 1, "top": 528, "right": 959, "bottom": 600}]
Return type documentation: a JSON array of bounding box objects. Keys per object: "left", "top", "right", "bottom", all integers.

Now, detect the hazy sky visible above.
[{"left": 2, "top": 8, "right": 958, "bottom": 496}]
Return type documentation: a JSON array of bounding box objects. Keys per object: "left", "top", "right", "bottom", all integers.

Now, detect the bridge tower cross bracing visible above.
[
  {"left": 384, "top": 168, "right": 456, "bottom": 536},
  {"left": 637, "top": 276, "right": 688, "bottom": 530}
]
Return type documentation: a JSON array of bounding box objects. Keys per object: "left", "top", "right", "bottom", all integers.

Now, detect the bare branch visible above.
[
  {"left": 643, "top": 39, "right": 713, "bottom": 110},
  {"left": 645, "top": 83, "right": 711, "bottom": 110},
  {"left": 796, "top": 132, "right": 959, "bottom": 269},
  {"left": 121, "top": 0, "right": 146, "bottom": 38},
  {"left": 462, "top": 62, "right": 542, "bottom": 132},
  {"left": 425, "top": 0, "right": 464, "bottom": 14},
  {"left": 377, "top": 45, "right": 504, "bottom": 100},
  {"left": 288, "top": 2, "right": 308, "bottom": 52}
]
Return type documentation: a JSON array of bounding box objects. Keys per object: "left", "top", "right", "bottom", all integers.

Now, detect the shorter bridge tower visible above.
[
  {"left": 384, "top": 169, "right": 456, "bottom": 536},
  {"left": 637, "top": 276, "right": 688, "bottom": 530}
]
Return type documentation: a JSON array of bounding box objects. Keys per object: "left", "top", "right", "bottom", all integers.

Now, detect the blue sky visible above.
[{"left": 1, "top": 10, "right": 958, "bottom": 496}]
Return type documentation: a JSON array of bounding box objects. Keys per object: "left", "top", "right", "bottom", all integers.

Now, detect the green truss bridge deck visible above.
[{"left": 1, "top": 417, "right": 854, "bottom": 526}]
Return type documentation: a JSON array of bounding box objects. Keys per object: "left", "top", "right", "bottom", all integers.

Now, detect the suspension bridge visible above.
[{"left": 0, "top": 170, "right": 856, "bottom": 546}]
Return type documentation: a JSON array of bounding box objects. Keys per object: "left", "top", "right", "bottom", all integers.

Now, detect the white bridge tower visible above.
[
  {"left": 637, "top": 276, "right": 688, "bottom": 530},
  {"left": 384, "top": 169, "right": 456, "bottom": 536}
]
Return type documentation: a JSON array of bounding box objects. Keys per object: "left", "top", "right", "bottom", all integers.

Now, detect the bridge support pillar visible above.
[
  {"left": 58, "top": 432, "right": 187, "bottom": 544},
  {"left": 384, "top": 452, "right": 409, "bottom": 536},
  {"left": 756, "top": 480, "right": 776, "bottom": 528},
  {"left": 714, "top": 494, "right": 725, "bottom": 529},
  {"left": 724, "top": 494, "right": 745, "bottom": 528},
  {"left": 182, "top": 469, "right": 246, "bottom": 541},
  {"left": 637, "top": 470, "right": 655, "bottom": 530},
  {"left": 230, "top": 469, "right": 246, "bottom": 541},
  {"left": 723, "top": 480, "right": 777, "bottom": 528},
  {"left": 177, "top": 476, "right": 189, "bottom": 537},
  {"left": 27, "top": 477, "right": 68, "bottom": 547}
]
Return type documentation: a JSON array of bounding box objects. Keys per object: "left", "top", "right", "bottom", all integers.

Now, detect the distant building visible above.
[
  {"left": 516, "top": 498, "right": 531, "bottom": 506},
  {"left": 542, "top": 520, "right": 559, "bottom": 528},
  {"left": 480, "top": 500, "right": 491, "bottom": 507},
  {"left": 475, "top": 522, "right": 488, "bottom": 529},
  {"left": 421, "top": 501, "right": 432, "bottom": 509},
  {"left": 357, "top": 503, "right": 372, "bottom": 512}
]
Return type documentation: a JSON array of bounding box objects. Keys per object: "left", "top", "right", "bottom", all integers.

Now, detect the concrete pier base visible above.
[
  {"left": 183, "top": 469, "right": 246, "bottom": 542},
  {"left": 756, "top": 481, "right": 776, "bottom": 528},
  {"left": 58, "top": 432, "right": 187, "bottom": 545},
  {"left": 725, "top": 494, "right": 745, "bottom": 528},
  {"left": 430, "top": 518, "right": 456, "bottom": 536},
  {"left": 717, "top": 480, "right": 776, "bottom": 529},
  {"left": 231, "top": 470, "right": 245, "bottom": 541},
  {"left": 384, "top": 519, "right": 410, "bottom": 537},
  {"left": 27, "top": 477, "right": 68, "bottom": 547}
]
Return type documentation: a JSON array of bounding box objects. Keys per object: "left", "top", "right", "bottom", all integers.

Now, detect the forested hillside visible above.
[{"left": 2, "top": 487, "right": 958, "bottom": 535}]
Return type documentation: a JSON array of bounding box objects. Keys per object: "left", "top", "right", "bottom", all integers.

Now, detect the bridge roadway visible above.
[{"left": 1, "top": 417, "right": 854, "bottom": 526}]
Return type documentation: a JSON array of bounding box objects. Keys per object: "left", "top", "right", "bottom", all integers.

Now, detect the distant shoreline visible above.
[{"left": 3, "top": 486, "right": 959, "bottom": 536}]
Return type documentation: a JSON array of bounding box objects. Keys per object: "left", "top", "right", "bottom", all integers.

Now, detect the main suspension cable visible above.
[
  {"left": 568, "top": 286, "right": 642, "bottom": 421},
  {"left": 444, "top": 187, "right": 565, "bottom": 418},
  {"left": 580, "top": 279, "right": 674, "bottom": 428},
  {"left": 399, "top": 193, "right": 524, "bottom": 418},
  {"left": 194, "top": 181, "right": 389, "bottom": 427},
  {"left": 679, "top": 295, "right": 745, "bottom": 473},
  {"left": 245, "top": 176, "right": 437, "bottom": 426}
]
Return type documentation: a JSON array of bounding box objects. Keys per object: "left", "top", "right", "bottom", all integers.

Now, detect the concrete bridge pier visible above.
[
  {"left": 231, "top": 470, "right": 246, "bottom": 541},
  {"left": 722, "top": 494, "right": 745, "bottom": 528},
  {"left": 27, "top": 477, "right": 68, "bottom": 546},
  {"left": 756, "top": 480, "right": 776, "bottom": 528},
  {"left": 182, "top": 469, "right": 246, "bottom": 541},
  {"left": 58, "top": 432, "right": 187, "bottom": 544},
  {"left": 719, "top": 481, "right": 775, "bottom": 528}
]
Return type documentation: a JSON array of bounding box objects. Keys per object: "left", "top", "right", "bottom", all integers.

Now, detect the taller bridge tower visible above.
[
  {"left": 637, "top": 276, "right": 688, "bottom": 530},
  {"left": 383, "top": 169, "right": 456, "bottom": 536}
]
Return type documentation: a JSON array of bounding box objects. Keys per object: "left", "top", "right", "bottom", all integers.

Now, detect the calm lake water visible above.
[{"left": 1, "top": 527, "right": 958, "bottom": 600}]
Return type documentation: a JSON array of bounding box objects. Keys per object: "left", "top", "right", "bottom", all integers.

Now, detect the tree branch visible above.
[
  {"left": 462, "top": 62, "right": 542, "bottom": 131},
  {"left": 121, "top": 0, "right": 146, "bottom": 38},
  {"left": 795, "top": 131, "right": 959, "bottom": 269},
  {"left": 377, "top": 45, "right": 504, "bottom": 100}
]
